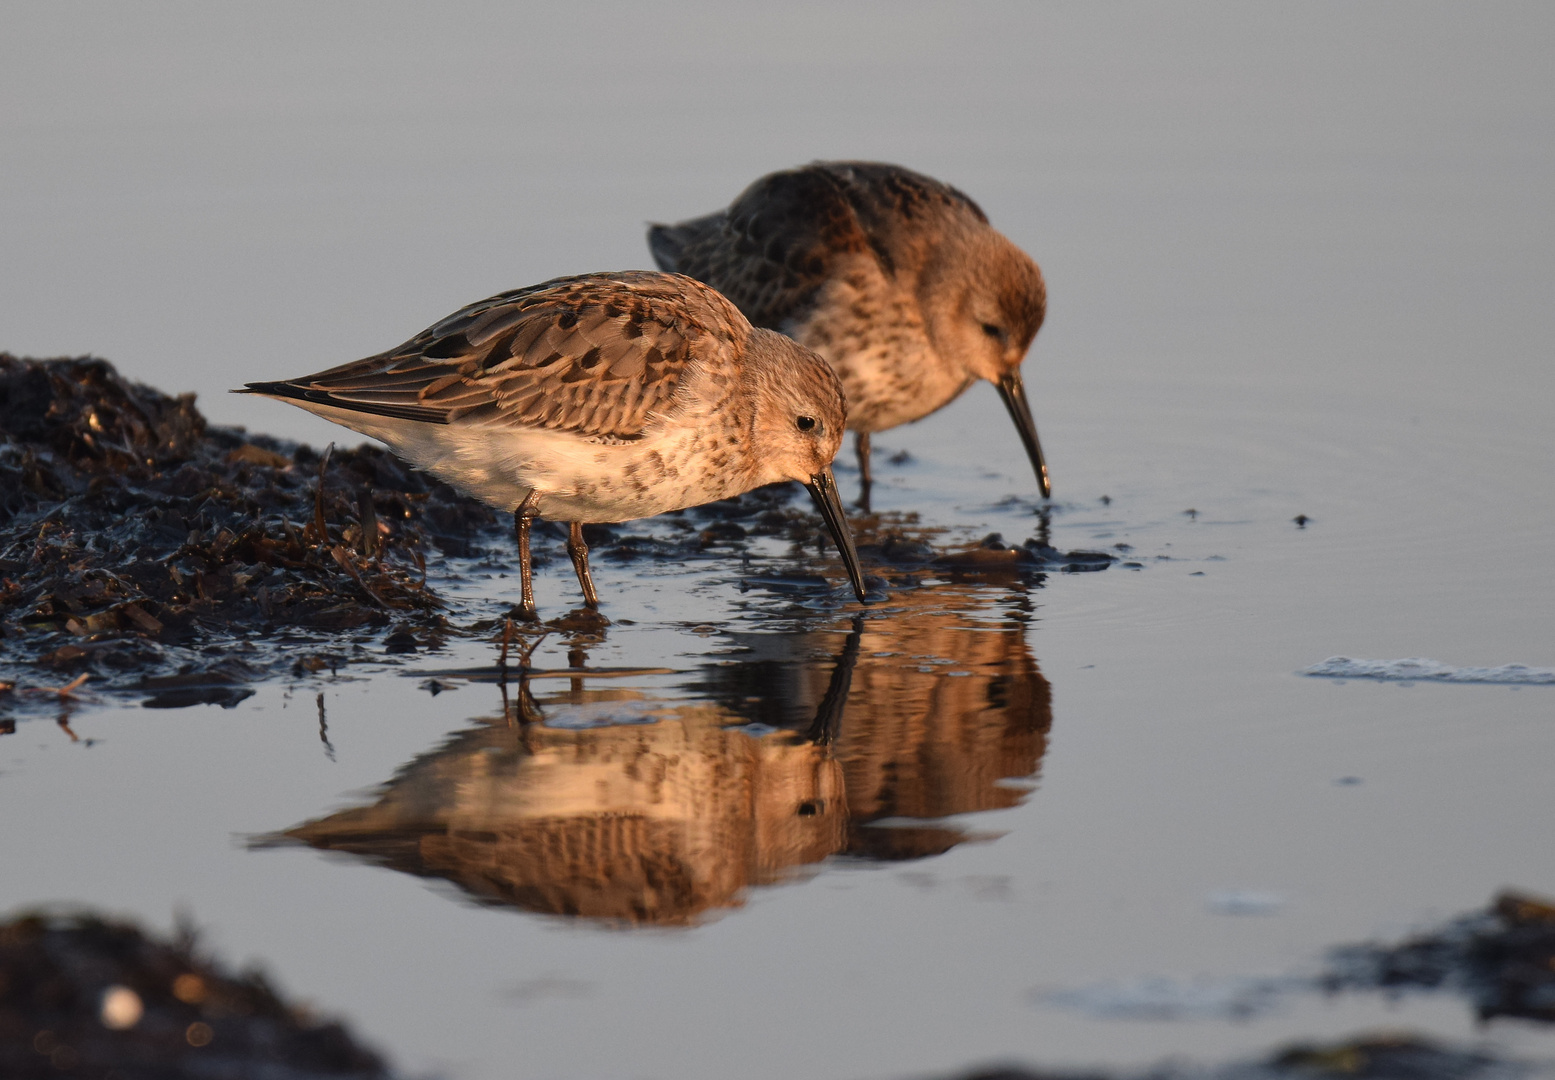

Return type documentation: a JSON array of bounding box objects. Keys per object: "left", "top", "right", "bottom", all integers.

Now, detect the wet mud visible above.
[
  {"left": 0, "top": 910, "right": 389, "bottom": 1079},
  {"left": 0, "top": 355, "right": 1111, "bottom": 711}
]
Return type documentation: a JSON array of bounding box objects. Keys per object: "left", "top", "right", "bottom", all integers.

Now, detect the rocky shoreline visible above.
[{"left": 0, "top": 354, "right": 1109, "bottom": 710}]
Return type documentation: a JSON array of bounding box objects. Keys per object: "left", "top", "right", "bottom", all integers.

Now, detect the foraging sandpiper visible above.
[
  {"left": 239, "top": 271, "right": 866, "bottom": 617},
  {"left": 649, "top": 161, "right": 1049, "bottom": 508}
]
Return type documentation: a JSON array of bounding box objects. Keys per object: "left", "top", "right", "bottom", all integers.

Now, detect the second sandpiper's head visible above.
[
  {"left": 919, "top": 228, "right": 1052, "bottom": 497},
  {"left": 919, "top": 228, "right": 1046, "bottom": 387}
]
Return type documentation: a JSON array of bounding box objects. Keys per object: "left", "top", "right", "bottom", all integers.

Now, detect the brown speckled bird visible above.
[
  {"left": 238, "top": 271, "right": 864, "bottom": 617},
  {"left": 649, "top": 161, "right": 1049, "bottom": 507}
]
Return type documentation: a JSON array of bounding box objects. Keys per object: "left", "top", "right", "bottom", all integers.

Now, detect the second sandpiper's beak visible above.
[
  {"left": 806, "top": 468, "right": 868, "bottom": 603},
  {"left": 996, "top": 371, "right": 1051, "bottom": 499}
]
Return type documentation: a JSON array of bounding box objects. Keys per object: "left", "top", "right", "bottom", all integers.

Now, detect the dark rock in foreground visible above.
[
  {"left": 0, "top": 909, "right": 392, "bottom": 1079},
  {"left": 1043, "top": 891, "right": 1555, "bottom": 1029},
  {"left": 1326, "top": 890, "right": 1555, "bottom": 1025},
  {"left": 4, "top": 899, "right": 1545, "bottom": 1080}
]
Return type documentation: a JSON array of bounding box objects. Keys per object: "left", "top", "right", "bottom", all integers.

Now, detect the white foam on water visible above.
[
  {"left": 1303, "top": 657, "right": 1555, "bottom": 685},
  {"left": 1205, "top": 890, "right": 1287, "bottom": 916},
  {"left": 1040, "top": 974, "right": 1298, "bottom": 1021}
]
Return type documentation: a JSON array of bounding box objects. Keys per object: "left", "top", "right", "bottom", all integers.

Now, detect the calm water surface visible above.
[{"left": 2, "top": 4, "right": 1553, "bottom": 1078}]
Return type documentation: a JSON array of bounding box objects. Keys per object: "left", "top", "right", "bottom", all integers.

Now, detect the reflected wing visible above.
[
  {"left": 244, "top": 272, "right": 749, "bottom": 441},
  {"left": 648, "top": 161, "right": 987, "bottom": 329}
]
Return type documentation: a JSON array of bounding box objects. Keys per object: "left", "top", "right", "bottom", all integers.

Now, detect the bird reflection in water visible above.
[{"left": 271, "top": 585, "right": 1051, "bottom": 925}]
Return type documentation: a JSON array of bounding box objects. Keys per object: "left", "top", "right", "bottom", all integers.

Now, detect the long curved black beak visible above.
[
  {"left": 996, "top": 371, "right": 1051, "bottom": 499},
  {"left": 805, "top": 468, "right": 867, "bottom": 603}
]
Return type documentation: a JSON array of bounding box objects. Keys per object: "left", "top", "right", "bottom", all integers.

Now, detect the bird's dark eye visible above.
[
  {"left": 982, "top": 323, "right": 1003, "bottom": 339},
  {"left": 796, "top": 415, "right": 816, "bottom": 432}
]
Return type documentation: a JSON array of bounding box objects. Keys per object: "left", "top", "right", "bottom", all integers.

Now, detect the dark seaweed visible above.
[
  {"left": 1324, "top": 891, "right": 1555, "bottom": 1025},
  {"left": 0, "top": 354, "right": 499, "bottom": 698},
  {"left": 0, "top": 909, "right": 391, "bottom": 1079}
]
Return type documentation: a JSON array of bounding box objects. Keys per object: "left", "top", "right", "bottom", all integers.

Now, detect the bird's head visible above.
[
  {"left": 920, "top": 230, "right": 1052, "bottom": 497},
  {"left": 743, "top": 328, "right": 866, "bottom": 600},
  {"left": 921, "top": 229, "right": 1046, "bottom": 386},
  {"left": 744, "top": 328, "right": 849, "bottom": 487}
]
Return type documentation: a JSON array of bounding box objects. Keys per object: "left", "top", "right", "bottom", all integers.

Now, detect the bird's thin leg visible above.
[
  {"left": 517, "top": 674, "right": 544, "bottom": 727},
  {"left": 567, "top": 522, "right": 600, "bottom": 609},
  {"left": 515, "top": 634, "right": 545, "bottom": 727},
  {"left": 512, "top": 491, "right": 540, "bottom": 622},
  {"left": 855, "top": 431, "right": 872, "bottom": 512}
]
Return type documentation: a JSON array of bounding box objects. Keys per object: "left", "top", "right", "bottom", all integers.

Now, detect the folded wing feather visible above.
[{"left": 256, "top": 272, "right": 749, "bottom": 441}]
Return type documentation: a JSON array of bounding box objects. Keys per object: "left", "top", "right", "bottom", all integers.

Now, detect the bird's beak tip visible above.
[
  {"left": 805, "top": 471, "right": 867, "bottom": 604},
  {"left": 995, "top": 372, "right": 1051, "bottom": 499}
]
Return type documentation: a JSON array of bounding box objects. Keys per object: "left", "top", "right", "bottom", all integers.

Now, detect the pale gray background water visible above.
[{"left": 3, "top": 3, "right": 1554, "bottom": 1078}]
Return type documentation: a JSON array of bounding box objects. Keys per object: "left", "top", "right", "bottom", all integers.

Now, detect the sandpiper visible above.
[
  {"left": 238, "top": 271, "right": 866, "bottom": 616},
  {"left": 649, "top": 161, "right": 1050, "bottom": 507}
]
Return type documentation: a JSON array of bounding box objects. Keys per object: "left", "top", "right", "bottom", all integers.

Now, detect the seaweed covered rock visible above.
[
  {"left": 1326, "top": 890, "right": 1555, "bottom": 1025},
  {"left": 0, "top": 909, "right": 392, "bottom": 1079},
  {"left": 0, "top": 355, "right": 501, "bottom": 693}
]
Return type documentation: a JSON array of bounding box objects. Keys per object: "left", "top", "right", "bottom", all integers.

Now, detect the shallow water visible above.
[{"left": 3, "top": 4, "right": 1554, "bottom": 1078}]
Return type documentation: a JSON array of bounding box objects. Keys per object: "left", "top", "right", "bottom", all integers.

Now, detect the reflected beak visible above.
[
  {"left": 996, "top": 371, "right": 1051, "bottom": 499},
  {"left": 805, "top": 468, "right": 868, "bottom": 603}
]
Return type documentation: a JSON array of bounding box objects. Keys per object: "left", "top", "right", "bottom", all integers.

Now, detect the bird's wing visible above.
[
  {"left": 647, "top": 161, "right": 987, "bottom": 329},
  {"left": 244, "top": 272, "right": 749, "bottom": 441}
]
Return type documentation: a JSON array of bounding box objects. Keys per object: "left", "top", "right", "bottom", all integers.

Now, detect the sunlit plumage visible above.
[
  {"left": 650, "top": 161, "right": 1050, "bottom": 506},
  {"left": 238, "top": 271, "right": 865, "bottom": 616}
]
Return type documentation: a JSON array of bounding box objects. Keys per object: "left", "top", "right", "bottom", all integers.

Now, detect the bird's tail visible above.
[{"left": 646, "top": 212, "right": 725, "bottom": 275}]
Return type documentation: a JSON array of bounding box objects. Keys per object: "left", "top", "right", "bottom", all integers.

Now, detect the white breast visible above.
[{"left": 278, "top": 399, "right": 751, "bottom": 524}]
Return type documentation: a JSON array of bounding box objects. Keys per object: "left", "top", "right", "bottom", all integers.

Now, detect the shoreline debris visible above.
[{"left": 0, "top": 908, "right": 393, "bottom": 1079}]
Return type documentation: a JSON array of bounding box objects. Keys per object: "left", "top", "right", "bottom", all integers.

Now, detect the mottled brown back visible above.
[
  {"left": 245, "top": 272, "right": 749, "bottom": 441},
  {"left": 649, "top": 161, "right": 988, "bottom": 330}
]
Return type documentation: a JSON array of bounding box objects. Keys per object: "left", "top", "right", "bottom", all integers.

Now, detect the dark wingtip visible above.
[{"left": 234, "top": 381, "right": 306, "bottom": 399}]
